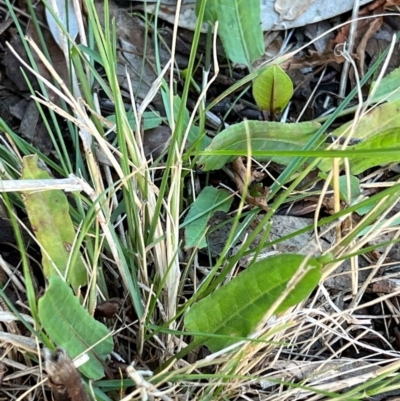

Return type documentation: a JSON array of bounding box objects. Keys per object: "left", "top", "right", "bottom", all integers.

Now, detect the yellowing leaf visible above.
[
  {"left": 253, "top": 65, "right": 293, "bottom": 113},
  {"left": 331, "top": 99, "right": 400, "bottom": 141},
  {"left": 22, "top": 155, "right": 86, "bottom": 291}
]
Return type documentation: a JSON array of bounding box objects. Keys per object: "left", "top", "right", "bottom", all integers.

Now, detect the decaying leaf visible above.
[
  {"left": 231, "top": 157, "right": 269, "bottom": 211},
  {"left": 45, "top": 348, "right": 90, "bottom": 401},
  {"left": 304, "top": 21, "right": 334, "bottom": 54},
  {"left": 21, "top": 155, "right": 87, "bottom": 291},
  {"left": 335, "top": 0, "right": 388, "bottom": 77},
  {"left": 142, "top": 126, "right": 171, "bottom": 159},
  {"left": 96, "top": 1, "right": 163, "bottom": 103},
  {"left": 4, "top": 2, "right": 70, "bottom": 108},
  {"left": 94, "top": 298, "right": 124, "bottom": 319},
  {"left": 280, "top": 41, "right": 345, "bottom": 70}
]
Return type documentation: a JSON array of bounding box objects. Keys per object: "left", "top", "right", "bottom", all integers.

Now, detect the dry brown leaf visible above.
[
  {"left": 45, "top": 348, "right": 90, "bottom": 401},
  {"left": 261, "top": 359, "right": 374, "bottom": 389},
  {"left": 142, "top": 126, "right": 171, "bottom": 159},
  {"left": 333, "top": 0, "right": 400, "bottom": 77},
  {"left": 94, "top": 298, "right": 124, "bottom": 319},
  {"left": 371, "top": 278, "right": 400, "bottom": 293},
  {"left": 95, "top": 1, "right": 160, "bottom": 102},
  {"left": 365, "top": 19, "right": 400, "bottom": 74},
  {"left": 95, "top": 0, "right": 190, "bottom": 109},
  {"left": 0, "top": 18, "right": 13, "bottom": 36},
  {"left": 4, "top": 3, "right": 69, "bottom": 108},
  {"left": 274, "top": 0, "right": 317, "bottom": 21},
  {"left": 304, "top": 21, "right": 334, "bottom": 54},
  {"left": 356, "top": 17, "right": 382, "bottom": 76},
  {"left": 280, "top": 41, "right": 346, "bottom": 70},
  {"left": 231, "top": 158, "right": 269, "bottom": 211},
  {"left": 335, "top": 0, "right": 386, "bottom": 44}
]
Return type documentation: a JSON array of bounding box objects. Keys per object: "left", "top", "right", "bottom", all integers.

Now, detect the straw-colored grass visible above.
[{"left": 1, "top": 1, "right": 400, "bottom": 400}]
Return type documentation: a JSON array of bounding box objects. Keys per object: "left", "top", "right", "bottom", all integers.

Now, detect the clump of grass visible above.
[{"left": 1, "top": 1, "right": 400, "bottom": 400}]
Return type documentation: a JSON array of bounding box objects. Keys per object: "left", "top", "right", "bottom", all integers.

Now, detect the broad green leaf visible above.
[
  {"left": 38, "top": 276, "right": 113, "bottom": 380},
  {"left": 184, "top": 186, "right": 233, "bottom": 249},
  {"left": 197, "top": 120, "right": 321, "bottom": 171},
  {"left": 107, "top": 110, "right": 161, "bottom": 131},
  {"left": 339, "top": 175, "right": 361, "bottom": 204},
  {"left": 21, "top": 155, "right": 86, "bottom": 291},
  {"left": 319, "top": 128, "right": 400, "bottom": 174},
  {"left": 196, "top": 0, "right": 264, "bottom": 67},
  {"left": 253, "top": 66, "right": 293, "bottom": 113},
  {"left": 370, "top": 66, "right": 400, "bottom": 104},
  {"left": 196, "top": 0, "right": 217, "bottom": 23},
  {"left": 347, "top": 129, "right": 400, "bottom": 174},
  {"left": 331, "top": 99, "right": 400, "bottom": 141},
  {"left": 184, "top": 254, "right": 322, "bottom": 352}
]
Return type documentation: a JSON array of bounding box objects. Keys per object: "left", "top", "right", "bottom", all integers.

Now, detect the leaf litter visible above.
[{"left": 1, "top": 0, "right": 400, "bottom": 400}]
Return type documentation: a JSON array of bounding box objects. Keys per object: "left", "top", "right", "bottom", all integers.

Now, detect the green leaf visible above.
[
  {"left": 338, "top": 175, "right": 361, "bottom": 204},
  {"left": 196, "top": 0, "right": 217, "bottom": 23},
  {"left": 370, "top": 66, "right": 400, "bottom": 104},
  {"left": 197, "top": 120, "right": 321, "bottom": 171},
  {"left": 184, "top": 254, "right": 322, "bottom": 352},
  {"left": 318, "top": 128, "right": 400, "bottom": 174},
  {"left": 347, "top": 129, "right": 400, "bottom": 174},
  {"left": 38, "top": 276, "right": 113, "bottom": 380},
  {"left": 253, "top": 65, "right": 293, "bottom": 113},
  {"left": 196, "top": 0, "right": 264, "bottom": 67},
  {"left": 184, "top": 186, "right": 233, "bottom": 249},
  {"left": 21, "top": 155, "right": 86, "bottom": 291},
  {"left": 330, "top": 99, "right": 400, "bottom": 141},
  {"left": 107, "top": 110, "right": 161, "bottom": 131}
]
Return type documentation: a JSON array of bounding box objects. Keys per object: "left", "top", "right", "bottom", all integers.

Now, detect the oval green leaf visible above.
[
  {"left": 348, "top": 128, "right": 400, "bottom": 174},
  {"left": 338, "top": 175, "right": 361, "bottom": 204},
  {"left": 370, "top": 66, "right": 400, "bottom": 104},
  {"left": 38, "top": 276, "right": 113, "bottom": 380},
  {"left": 184, "top": 186, "right": 233, "bottom": 250},
  {"left": 330, "top": 98, "right": 400, "bottom": 141},
  {"left": 196, "top": 0, "right": 264, "bottom": 67},
  {"left": 253, "top": 65, "right": 293, "bottom": 113},
  {"left": 318, "top": 128, "right": 400, "bottom": 174},
  {"left": 184, "top": 254, "right": 322, "bottom": 352},
  {"left": 197, "top": 120, "right": 321, "bottom": 171}
]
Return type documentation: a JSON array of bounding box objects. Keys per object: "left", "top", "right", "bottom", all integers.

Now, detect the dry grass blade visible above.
[{"left": 3, "top": 0, "right": 400, "bottom": 399}]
